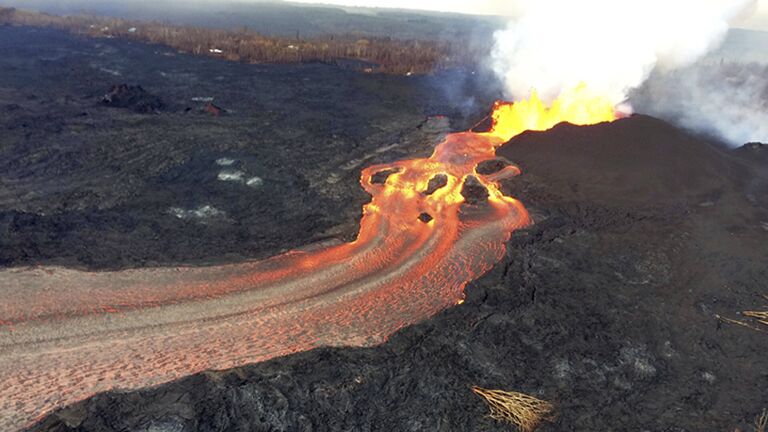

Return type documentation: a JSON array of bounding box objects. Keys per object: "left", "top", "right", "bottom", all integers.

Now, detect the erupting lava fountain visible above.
[{"left": 0, "top": 86, "right": 616, "bottom": 431}]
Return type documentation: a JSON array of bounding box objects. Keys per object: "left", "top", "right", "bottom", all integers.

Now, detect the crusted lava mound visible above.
[
  {"left": 496, "top": 115, "right": 753, "bottom": 206},
  {"left": 28, "top": 115, "right": 768, "bottom": 432},
  {"left": 735, "top": 141, "right": 768, "bottom": 165},
  {"left": 101, "top": 84, "right": 164, "bottom": 113}
]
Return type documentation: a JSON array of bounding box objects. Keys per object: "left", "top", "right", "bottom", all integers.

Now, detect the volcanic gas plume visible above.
[
  {"left": 0, "top": 90, "right": 616, "bottom": 431},
  {"left": 491, "top": 0, "right": 756, "bottom": 110}
]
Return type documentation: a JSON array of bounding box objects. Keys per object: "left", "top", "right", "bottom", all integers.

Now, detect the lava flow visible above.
[{"left": 0, "top": 87, "right": 616, "bottom": 431}]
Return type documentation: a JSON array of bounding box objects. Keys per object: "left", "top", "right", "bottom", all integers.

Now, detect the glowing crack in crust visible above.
[{"left": 0, "top": 88, "right": 616, "bottom": 431}]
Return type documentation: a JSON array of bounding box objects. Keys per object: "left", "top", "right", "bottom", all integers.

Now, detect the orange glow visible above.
[
  {"left": 359, "top": 85, "right": 617, "bottom": 226},
  {"left": 0, "top": 87, "right": 617, "bottom": 432},
  {"left": 487, "top": 85, "right": 617, "bottom": 142}
]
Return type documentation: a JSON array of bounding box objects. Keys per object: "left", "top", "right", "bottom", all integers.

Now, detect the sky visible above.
[
  {"left": 739, "top": 0, "right": 768, "bottom": 29},
  {"left": 291, "top": 0, "right": 768, "bottom": 30}
]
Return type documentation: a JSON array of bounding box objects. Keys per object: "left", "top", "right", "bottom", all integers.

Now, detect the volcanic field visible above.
[{"left": 1, "top": 25, "right": 767, "bottom": 432}]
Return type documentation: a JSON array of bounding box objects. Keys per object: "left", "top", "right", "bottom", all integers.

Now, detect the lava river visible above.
[{"left": 0, "top": 89, "right": 616, "bottom": 431}]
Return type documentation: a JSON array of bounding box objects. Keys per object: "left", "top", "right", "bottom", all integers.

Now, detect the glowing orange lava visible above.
[{"left": 0, "top": 89, "right": 616, "bottom": 431}]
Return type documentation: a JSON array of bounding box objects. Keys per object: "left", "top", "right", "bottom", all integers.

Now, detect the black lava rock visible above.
[
  {"left": 475, "top": 158, "right": 511, "bottom": 175},
  {"left": 370, "top": 168, "right": 400, "bottom": 185},
  {"left": 101, "top": 84, "right": 164, "bottom": 113},
  {"left": 423, "top": 173, "right": 448, "bottom": 195},
  {"left": 460, "top": 175, "right": 488, "bottom": 205}
]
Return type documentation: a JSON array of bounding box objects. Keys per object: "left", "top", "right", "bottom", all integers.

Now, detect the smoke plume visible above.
[
  {"left": 630, "top": 60, "right": 768, "bottom": 145},
  {"left": 490, "top": 0, "right": 757, "bottom": 108}
]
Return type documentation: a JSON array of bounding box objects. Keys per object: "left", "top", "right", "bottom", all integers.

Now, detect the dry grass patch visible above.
[
  {"left": 717, "top": 295, "right": 768, "bottom": 334},
  {"left": 755, "top": 409, "right": 767, "bottom": 432},
  {"left": 472, "top": 386, "right": 554, "bottom": 432},
  {"left": 743, "top": 310, "right": 768, "bottom": 326}
]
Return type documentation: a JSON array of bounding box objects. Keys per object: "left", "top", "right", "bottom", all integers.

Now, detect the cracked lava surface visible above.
[{"left": 0, "top": 91, "right": 616, "bottom": 431}]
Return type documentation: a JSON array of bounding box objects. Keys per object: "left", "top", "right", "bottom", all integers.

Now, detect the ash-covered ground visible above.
[
  {"left": 2, "top": 25, "right": 767, "bottom": 432},
  {"left": 0, "top": 25, "right": 495, "bottom": 269}
]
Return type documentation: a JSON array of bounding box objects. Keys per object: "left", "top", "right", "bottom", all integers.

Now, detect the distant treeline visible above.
[{"left": 0, "top": 7, "right": 478, "bottom": 74}]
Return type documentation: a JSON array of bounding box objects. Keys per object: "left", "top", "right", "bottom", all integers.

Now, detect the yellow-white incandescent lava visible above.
[{"left": 0, "top": 87, "right": 616, "bottom": 431}]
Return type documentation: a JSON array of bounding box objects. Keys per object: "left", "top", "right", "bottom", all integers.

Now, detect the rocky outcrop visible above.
[
  {"left": 417, "top": 211, "right": 433, "bottom": 223},
  {"left": 101, "top": 84, "right": 164, "bottom": 113},
  {"left": 202, "top": 102, "right": 222, "bottom": 116},
  {"left": 370, "top": 168, "right": 401, "bottom": 185},
  {"left": 460, "top": 175, "right": 488, "bottom": 205},
  {"left": 423, "top": 173, "right": 448, "bottom": 195},
  {"left": 475, "top": 157, "right": 511, "bottom": 175}
]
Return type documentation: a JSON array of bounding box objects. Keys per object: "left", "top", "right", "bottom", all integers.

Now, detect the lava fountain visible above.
[{"left": 0, "top": 87, "right": 616, "bottom": 431}]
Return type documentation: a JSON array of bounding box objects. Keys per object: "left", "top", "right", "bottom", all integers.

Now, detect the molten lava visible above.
[
  {"left": 0, "top": 89, "right": 617, "bottom": 431},
  {"left": 487, "top": 85, "right": 617, "bottom": 142}
]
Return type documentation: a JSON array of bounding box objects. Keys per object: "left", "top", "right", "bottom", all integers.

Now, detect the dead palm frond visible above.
[
  {"left": 472, "top": 386, "right": 555, "bottom": 432},
  {"left": 754, "top": 408, "right": 767, "bottom": 432}
]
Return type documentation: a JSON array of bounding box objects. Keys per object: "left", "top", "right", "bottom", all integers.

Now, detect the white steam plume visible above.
[
  {"left": 491, "top": 0, "right": 757, "bottom": 107},
  {"left": 631, "top": 61, "right": 768, "bottom": 145}
]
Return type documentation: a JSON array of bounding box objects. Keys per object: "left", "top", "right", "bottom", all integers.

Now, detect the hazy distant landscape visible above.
[
  {"left": 0, "top": 4, "right": 496, "bottom": 74},
  {"left": 0, "top": 0, "right": 502, "bottom": 40},
  {"left": 5, "top": 0, "right": 767, "bottom": 55}
]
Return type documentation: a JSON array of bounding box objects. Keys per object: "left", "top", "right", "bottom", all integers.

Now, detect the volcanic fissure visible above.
[{"left": 0, "top": 88, "right": 617, "bottom": 431}]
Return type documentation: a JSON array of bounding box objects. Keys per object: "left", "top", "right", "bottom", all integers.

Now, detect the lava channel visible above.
[{"left": 0, "top": 89, "right": 616, "bottom": 431}]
